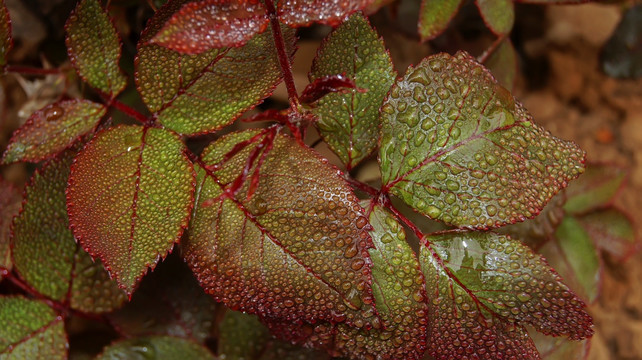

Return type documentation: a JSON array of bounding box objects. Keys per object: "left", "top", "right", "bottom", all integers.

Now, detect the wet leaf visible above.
[
  {"left": 310, "top": 13, "right": 395, "bottom": 170},
  {"left": 484, "top": 38, "right": 518, "bottom": 91},
  {"left": 65, "top": 0, "right": 127, "bottom": 97},
  {"left": 12, "top": 151, "right": 126, "bottom": 313},
  {"left": 1, "top": 100, "right": 106, "bottom": 164},
  {"left": 96, "top": 336, "right": 215, "bottom": 360},
  {"left": 379, "top": 51, "right": 585, "bottom": 229},
  {"left": 578, "top": 208, "right": 639, "bottom": 261},
  {"left": 67, "top": 125, "right": 195, "bottom": 295},
  {"left": 418, "top": 0, "right": 463, "bottom": 41},
  {"left": 0, "top": 178, "right": 20, "bottom": 279},
  {"left": 476, "top": 0, "right": 514, "bottom": 36},
  {"left": 500, "top": 194, "right": 565, "bottom": 249},
  {"left": 420, "top": 231, "right": 593, "bottom": 360},
  {"left": 563, "top": 163, "right": 627, "bottom": 214},
  {"left": 0, "top": 296, "right": 67, "bottom": 359},
  {"left": 137, "top": 0, "right": 294, "bottom": 135},
  {"left": 0, "top": 0, "right": 12, "bottom": 72},
  {"left": 184, "top": 129, "right": 376, "bottom": 328},
  {"left": 277, "top": 0, "right": 373, "bottom": 27}
]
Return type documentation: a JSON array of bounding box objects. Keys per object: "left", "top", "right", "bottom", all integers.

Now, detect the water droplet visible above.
[{"left": 45, "top": 105, "right": 64, "bottom": 121}]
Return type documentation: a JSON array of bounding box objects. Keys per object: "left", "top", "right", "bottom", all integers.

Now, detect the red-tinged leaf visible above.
[
  {"left": 151, "top": 0, "right": 269, "bottom": 53},
  {"left": 418, "top": 0, "right": 464, "bottom": 41},
  {"left": 0, "top": 178, "right": 20, "bottom": 278},
  {"left": 65, "top": 0, "right": 127, "bottom": 97},
  {"left": 379, "top": 52, "right": 585, "bottom": 229},
  {"left": 421, "top": 231, "right": 593, "bottom": 360},
  {"left": 578, "top": 208, "right": 640, "bottom": 261},
  {"left": 67, "top": 125, "right": 195, "bottom": 295},
  {"left": 310, "top": 13, "right": 395, "bottom": 170},
  {"left": 529, "top": 328, "right": 591, "bottom": 360},
  {"left": 500, "top": 194, "right": 566, "bottom": 249},
  {"left": 0, "top": 296, "right": 67, "bottom": 359},
  {"left": 563, "top": 163, "right": 627, "bottom": 214},
  {"left": 12, "top": 151, "right": 126, "bottom": 313},
  {"left": 184, "top": 129, "right": 376, "bottom": 327},
  {"left": 277, "top": 0, "right": 374, "bottom": 27},
  {"left": 0, "top": 0, "right": 12, "bottom": 72},
  {"left": 136, "top": 0, "right": 295, "bottom": 135},
  {"left": 95, "top": 335, "right": 216, "bottom": 360},
  {"left": 484, "top": 38, "right": 518, "bottom": 91},
  {"left": 476, "top": 0, "right": 515, "bottom": 36},
  {"left": 300, "top": 75, "right": 359, "bottom": 104},
  {"left": 108, "top": 255, "right": 219, "bottom": 342},
  {"left": 1, "top": 100, "right": 106, "bottom": 164}
]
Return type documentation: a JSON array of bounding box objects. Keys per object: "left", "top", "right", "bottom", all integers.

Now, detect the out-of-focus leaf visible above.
[
  {"left": 379, "top": 51, "right": 585, "bottom": 229},
  {"left": 563, "top": 163, "right": 627, "bottom": 214},
  {"left": 65, "top": 0, "right": 127, "bottom": 97},
  {"left": 310, "top": 13, "right": 395, "bottom": 170},
  {"left": 0, "top": 296, "right": 67, "bottom": 359},
  {"left": 0, "top": 0, "right": 12, "bottom": 72},
  {"left": 601, "top": 5, "right": 642, "bottom": 79},
  {"left": 578, "top": 208, "right": 639, "bottom": 261},
  {"left": 67, "top": 125, "right": 195, "bottom": 295},
  {"left": 418, "top": 0, "right": 463, "bottom": 41},
  {"left": 277, "top": 0, "right": 373, "bottom": 27},
  {"left": 108, "top": 255, "right": 218, "bottom": 342},
  {"left": 476, "top": 0, "right": 514, "bottom": 36},
  {"left": 0, "top": 178, "right": 20, "bottom": 279},
  {"left": 529, "top": 328, "right": 591, "bottom": 360},
  {"left": 136, "top": 0, "right": 294, "bottom": 135},
  {"left": 484, "top": 38, "right": 518, "bottom": 91},
  {"left": 95, "top": 336, "right": 215, "bottom": 360},
  {"left": 1, "top": 100, "right": 106, "bottom": 164},
  {"left": 184, "top": 129, "right": 377, "bottom": 328}
]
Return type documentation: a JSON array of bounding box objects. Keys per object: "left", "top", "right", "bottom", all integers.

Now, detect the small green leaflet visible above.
[
  {"left": 96, "top": 336, "right": 215, "bottom": 360},
  {"left": 418, "top": 0, "right": 463, "bottom": 41},
  {"left": 379, "top": 51, "right": 585, "bottom": 229},
  {"left": 476, "top": 0, "right": 515, "bottom": 36},
  {"left": 310, "top": 13, "right": 395, "bottom": 170},
  {"left": 0, "top": 0, "right": 12, "bottom": 72}
]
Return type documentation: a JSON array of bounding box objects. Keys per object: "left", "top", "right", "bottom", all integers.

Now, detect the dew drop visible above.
[{"left": 45, "top": 105, "right": 65, "bottom": 121}]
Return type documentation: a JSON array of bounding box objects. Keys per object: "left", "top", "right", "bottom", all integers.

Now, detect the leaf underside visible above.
[
  {"left": 379, "top": 51, "right": 585, "bottom": 229},
  {"left": 0, "top": 178, "right": 20, "bottom": 278},
  {"left": 0, "top": 0, "right": 12, "bottom": 71},
  {"left": 67, "top": 125, "right": 195, "bottom": 295},
  {"left": 418, "top": 0, "right": 464, "bottom": 41},
  {"left": 476, "top": 0, "right": 515, "bottom": 36},
  {"left": 184, "top": 129, "right": 377, "bottom": 328},
  {"left": 1, "top": 100, "right": 106, "bottom": 164},
  {"left": 95, "top": 336, "right": 215, "bottom": 360}
]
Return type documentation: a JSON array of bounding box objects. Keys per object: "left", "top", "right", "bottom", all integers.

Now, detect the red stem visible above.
[
  {"left": 5, "top": 65, "right": 61, "bottom": 76},
  {"left": 478, "top": 33, "right": 508, "bottom": 64},
  {"left": 108, "top": 98, "right": 149, "bottom": 124},
  {"left": 342, "top": 174, "right": 380, "bottom": 197}
]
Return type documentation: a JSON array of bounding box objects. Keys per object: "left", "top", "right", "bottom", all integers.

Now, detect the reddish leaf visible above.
[
  {"left": 0, "top": 178, "right": 21, "bottom": 279},
  {"left": 379, "top": 52, "right": 585, "bottom": 229},
  {"left": 563, "top": 163, "right": 627, "bottom": 214},
  {"left": 65, "top": 0, "right": 127, "bottom": 97},
  {"left": 578, "top": 208, "right": 639, "bottom": 261},
  {"left": 67, "top": 125, "right": 195, "bottom": 295},
  {"left": 476, "top": 0, "right": 515, "bottom": 36},
  {"left": 0, "top": 0, "right": 12, "bottom": 71},
  {"left": 1, "top": 100, "right": 106, "bottom": 164},
  {"left": 0, "top": 296, "right": 67, "bottom": 359},
  {"left": 151, "top": 0, "right": 269, "bottom": 53},
  {"left": 420, "top": 231, "right": 593, "bottom": 359},
  {"left": 418, "top": 0, "right": 464, "bottom": 41},
  {"left": 12, "top": 151, "right": 126, "bottom": 313},
  {"left": 300, "top": 75, "right": 359, "bottom": 104},
  {"left": 500, "top": 194, "right": 566, "bottom": 248},
  {"left": 96, "top": 336, "right": 215, "bottom": 360},
  {"left": 277, "top": 0, "right": 374, "bottom": 27},
  {"left": 484, "top": 38, "right": 518, "bottom": 91},
  {"left": 184, "top": 129, "right": 377, "bottom": 328}
]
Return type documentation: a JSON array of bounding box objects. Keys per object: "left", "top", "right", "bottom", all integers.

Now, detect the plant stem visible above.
[
  {"left": 108, "top": 98, "right": 149, "bottom": 124},
  {"left": 342, "top": 174, "right": 380, "bottom": 197},
  {"left": 5, "top": 65, "right": 61, "bottom": 76}
]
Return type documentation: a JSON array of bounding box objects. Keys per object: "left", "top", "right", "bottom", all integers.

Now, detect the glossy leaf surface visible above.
[
  {"left": 137, "top": 0, "right": 294, "bottom": 135},
  {"left": 0, "top": 296, "right": 67, "bottom": 359},
  {"left": 476, "top": 0, "right": 514, "bottom": 36},
  {"left": 418, "top": 0, "right": 463, "bottom": 41},
  {"left": 380, "top": 52, "right": 585, "bottom": 229},
  {"left": 420, "top": 231, "right": 593, "bottom": 359},
  {"left": 96, "top": 336, "right": 215, "bottom": 360},
  {"left": 563, "top": 163, "right": 627, "bottom": 214},
  {"left": 310, "top": 14, "right": 395, "bottom": 169},
  {"left": 12, "top": 152, "right": 126, "bottom": 313},
  {"left": 277, "top": 0, "right": 373, "bottom": 27},
  {"left": 67, "top": 125, "right": 195, "bottom": 294},
  {"left": 0, "top": 0, "right": 11, "bottom": 71},
  {"left": 65, "top": 0, "right": 127, "bottom": 97},
  {"left": 578, "top": 208, "right": 639, "bottom": 261},
  {"left": 484, "top": 38, "right": 518, "bottom": 90},
  {"left": 184, "top": 129, "right": 376, "bottom": 327},
  {"left": 1, "top": 100, "right": 106, "bottom": 164},
  {"left": 0, "top": 178, "right": 20, "bottom": 278}
]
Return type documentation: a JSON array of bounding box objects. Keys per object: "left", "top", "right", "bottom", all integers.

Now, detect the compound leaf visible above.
[
  {"left": 12, "top": 151, "right": 126, "bottom": 313},
  {"left": 418, "top": 0, "right": 463, "bottom": 41},
  {"left": 476, "top": 0, "right": 514, "bottom": 36},
  {"left": 67, "top": 125, "right": 195, "bottom": 295},
  {"left": 563, "top": 163, "right": 627, "bottom": 214},
  {"left": 0, "top": 0, "right": 12, "bottom": 72},
  {"left": 277, "top": 0, "right": 373, "bottom": 27},
  {"left": 1, "top": 100, "right": 106, "bottom": 164},
  {"left": 310, "top": 13, "right": 395, "bottom": 170},
  {"left": 0, "top": 296, "right": 67, "bottom": 359},
  {"left": 96, "top": 336, "right": 215, "bottom": 360},
  {"left": 65, "top": 0, "right": 127, "bottom": 97},
  {"left": 578, "top": 208, "right": 639, "bottom": 261},
  {"left": 184, "top": 129, "right": 377, "bottom": 328},
  {"left": 380, "top": 52, "right": 585, "bottom": 229},
  {"left": 0, "top": 178, "right": 21, "bottom": 279},
  {"left": 420, "top": 231, "right": 593, "bottom": 359}
]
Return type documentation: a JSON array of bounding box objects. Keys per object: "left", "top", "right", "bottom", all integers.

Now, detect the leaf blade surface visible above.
[{"left": 418, "top": 0, "right": 464, "bottom": 41}]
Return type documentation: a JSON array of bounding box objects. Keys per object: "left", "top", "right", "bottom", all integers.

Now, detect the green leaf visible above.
[
  {"left": 578, "top": 208, "right": 639, "bottom": 261},
  {"left": 418, "top": 0, "right": 463, "bottom": 41},
  {"left": 184, "top": 129, "right": 377, "bottom": 328},
  {"left": 96, "top": 336, "right": 215, "bottom": 360},
  {"left": 136, "top": 0, "right": 294, "bottom": 135},
  {"left": 0, "top": 178, "right": 20, "bottom": 279},
  {"left": 563, "top": 163, "right": 627, "bottom": 214},
  {"left": 0, "top": 296, "right": 67, "bottom": 359},
  {"left": 420, "top": 231, "right": 593, "bottom": 360},
  {"left": 67, "top": 125, "right": 195, "bottom": 295},
  {"left": 379, "top": 51, "right": 585, "bottom": 229},
  {"left": 310, "top": 13, "right": 395, "bottom": 169},
  {"left": 484, "top": 38, "right": 518, "bottom": 91},
  {"left": 12, "top": 151, "right": 126, "bottom": 313},
  {"left": 1, "top": 100, "right": 106, "bottom": 164},
  {"left": 65, "top": 0, "right": 127, "bottom": 97},
  {"left": 529, "top": 328, "right": 590, "bottom": 360},
  {"left": 0, "top": 0, "right": 12, "bottom": 72},
  {"left": 476, "top": 0, "right": 514, "bottom": 35}
]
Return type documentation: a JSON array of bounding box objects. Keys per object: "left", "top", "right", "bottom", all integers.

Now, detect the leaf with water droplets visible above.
[
  {"left": 65, "top": 0, "right": 127, "bottom": 97},
  {"left": 0, "top": 296, "right": 67, "bottom": 359},
  {"left": 277, "top": 0, "right": 374, "bottom": 27},
  {"left": 421, "top": 231, "right": 593, "bottom": 359},
  {"left": 1, "top": 100, "right": 106, "bottom": 164},
  {"left": 184, "top": 129, "right": 376, "bottom": 328},
  {"left": 563, "top": 163, "right": 627, "bottom": 215},
  {"left": 0, "top": 0, "right": 12, "bottom": 72},
  {"left": 95, "top": 335, "right": 216, "bottom": 360},
  {"left": 379, "top": 51, "right": 585, "bottom": 229},
  {"left": 476, "top": 0, "right": 514, "bottom": 35},
  {"left": 310, "top": 13, "right": 395, "bottom": 170},
  {"left": 418, "top": 0, "right": 463, "bottom": 41},
  {"left": 136, "top": 0, "right": 295, "bottom": 135},
  {"left": 578, "top": 208, "right": 639, "bottom": 261},
  {"left": 67, "top": 125, "right": 195, "bottom": 295},
  {"left": 484, "top": 38, "right": 518, "bottom": 90},
  {"left": 0, "top": 178, "right": 20, "bottom": 279}
]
